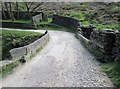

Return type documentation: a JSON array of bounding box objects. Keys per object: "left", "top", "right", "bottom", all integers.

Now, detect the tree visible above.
[
  {"left": 4, "top": 2, "right": 11, "bottom": 19},
  {"left": 1, "top": 2, "right": 6, "bottom": 19},
  {"left": 24, "top": 2, "right": 44, "bottom": 19},
  {"left": 4, "top": 2, "right": 15, "bottom": 20},
  {"left": 16, "top": 2, "right": 19, "bottom": 19},
  {"left": 2, "top": 2, "right": 44, "bottom": 20},
  {"left": 9, "top": 2, "right": 15, "bottom": 20}
]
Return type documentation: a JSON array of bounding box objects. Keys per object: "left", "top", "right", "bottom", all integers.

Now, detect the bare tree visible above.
[
  {"left": 16, "top": 2, "right": 19, "bottom": 19},
  {"left": 2, "top": 2, "right": 43, "bottom": 20},
  {"left": 4, "top": 2, "right": 11, "bottom": 19},
  {"left": 9, "top": 2, "right": 15, "bottom": 20},
  {"left": 1, "top": 2, "right": 6, "bottom": 19},
  {"left": 24, "top": 2, "right": 32, "bottom": 19},
  {"left": 31, "top": 2, "right": 43, "bottom": 12},
  {"left": 24, "top": 2, "right": 44, "bottom": 19},
  {"left": 4, "top": 2, "right": 15, "bottom": 20}
]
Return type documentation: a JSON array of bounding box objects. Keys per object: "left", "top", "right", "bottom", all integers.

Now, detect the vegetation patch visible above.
[
  {"left": 101, "top": 61, "right": 120, "bottom": 89},
  {"left": 2, "top": 30, "right": 43, "bottom": 60},
  {"left": 37, "top": 23, "right": 62, "bottom": 30},
  {"left": 64, "top": 11, "right": 86, "bottom": 21},
  {"left": 37, "top": 18, "right": 62, "bottom": 30},
  {"left": 63, "top": 11, "right": 119, "bottom": 30},
  {"left": 0, "top": 61, "right": 19, "bottom": 78},
  {"left": 94, "top": 23, "right": 119, "bottom": 29},
  {"left": 36, "top": 18, "right": 52, "bottom": 25}
]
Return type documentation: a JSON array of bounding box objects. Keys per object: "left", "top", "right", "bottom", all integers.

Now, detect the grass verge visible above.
[
  {"left": 0, "top": 61, "right": 19, "bottom": 78},
  {"left": 37, "top": 23, "right": 62, "bottom": 30},
  {"left": 101, "top": 61, "right": 120, "bottom": 89}
]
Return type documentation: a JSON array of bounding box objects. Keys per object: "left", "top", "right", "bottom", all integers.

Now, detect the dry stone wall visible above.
[
  {"left": 78, "top": 25, "right": 95, "bottom": 39},
  {"left": 52, "top": 15, "right": 79, "bottom": 30},
  {"left": 114, "top": 32, "right": 120, "bottom": 61},
  {"left": 52, "top": 15, "right": 120, "bottom": 62},
  {"left": 52, "top": 15, "right": 94, "bottom": 38},
  {"left": 90, "top": 30, "right": 116, "bottom": 62},
  {"left": 1, "top": 11, "right": 46, "bottom": 20},
  {"left": 1, "top": 22, "right": 36, "bottom": 29}
]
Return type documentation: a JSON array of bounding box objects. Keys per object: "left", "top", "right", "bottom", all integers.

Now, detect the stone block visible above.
[{"left": 9, "top": 46, "right": 27, "bottom": 60}]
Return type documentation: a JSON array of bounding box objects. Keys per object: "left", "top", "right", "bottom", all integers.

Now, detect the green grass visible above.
[
  {"left": 2, "top": 30, "right": 43, "bottom": 60},
  {"left": 37, "top": 18, "right": 52, "bottom": 25},
  {"left": 95, "top": 23, "right": 119, "bottom": 29},
  {"left": 0, "top": 20, "right": 31, "bottom": 23},
  {"left": 0, "top": 61, "right": 19, "bottom": 78},
  {"left": 37, "top": 23, "right": 62, "bottom": 30},
  {"left": 82, "top": 21, "right": 91, "bottom": 26},
  {"left": 101, "top": 61, "right": 120, "bottom": 89},
  {"left": 65, "top": 11, "right": 86, "bottom": 21},
  {"left": 81, "top": 21, "right": 119, "bottom": 29},
  {"left": 81, "top": 20, "right": 119, "bottom": 29},
  {"left": 37, "top": 18, "right": 63, "bottom": 31},
  {"left": 64, "top": 11, "right": 119, "bottom": 30}
]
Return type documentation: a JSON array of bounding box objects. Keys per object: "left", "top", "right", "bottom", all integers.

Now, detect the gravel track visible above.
[{"left": 2, "top": 30, "right": 114, "bottom": 87}]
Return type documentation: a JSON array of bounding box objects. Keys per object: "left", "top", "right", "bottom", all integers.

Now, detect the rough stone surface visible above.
[
  {"left": 114, "top": 32, "right": 120, "bottom": 61},
  {"left": 32, "top": 14, "right": 43, "bottom": 24},
  {"left": 2, "top": 31, "right": 114, "bottom": 87},
  {"left": 9, "top": 46, "right": 27, "bottom": 60},
  {"left": 52, "top": 15, "right": 79, "bottom": 30},
  {"left": 26, "top": 33, "right": 49, "bottom": 56},
  {"left": 90, "top": 30, "right": 116, "bottom": 62}
]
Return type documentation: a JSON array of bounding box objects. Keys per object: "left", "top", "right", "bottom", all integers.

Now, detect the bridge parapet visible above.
[{"left": 52, "top": 15, "right": 120, "bottom": 62}]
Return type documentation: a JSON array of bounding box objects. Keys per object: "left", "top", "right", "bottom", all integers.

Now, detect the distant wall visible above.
[
  {"left": 32, "top": 14, "right": 43, "bottom": 24},
  {"left": 32, "top": 13, "right": 48, "bottom": 26},
  {"left": 1, "top": 11, "right": 48, "bottom": 29},
  {"left": 1, "top": 11, "right": 47, "bottom": 20},
  {"left": 1, "top": 22, "right": 37, "bottom": 29},
  {"left": 52, "top": 15, "right": 79, "bottom": 30},
  {"left": 52, "top": 15, "right": 94, "bottom": 38}
]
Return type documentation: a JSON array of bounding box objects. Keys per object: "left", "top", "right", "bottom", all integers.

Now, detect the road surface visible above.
[{"left": 2, "top": 30, "right": 114, "bottom": 87}]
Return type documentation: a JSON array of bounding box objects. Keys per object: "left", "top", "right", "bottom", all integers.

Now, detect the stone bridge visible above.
[
  {"left": 1, "top": 15, "right": 119, "bottom": 87},
  {"left": 1, "top": 29, "right": 114, "bottom": 87}
]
